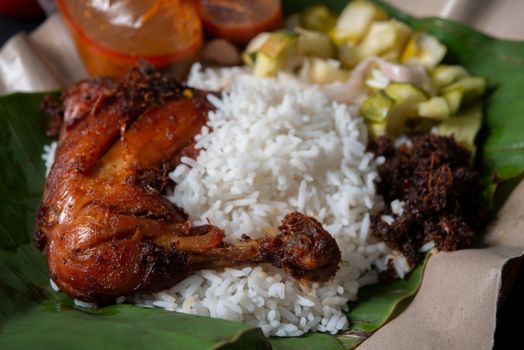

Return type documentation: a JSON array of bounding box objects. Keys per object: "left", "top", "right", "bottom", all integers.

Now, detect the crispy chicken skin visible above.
[{"left": 35, "top": 65, "right": 341, "bottom": 303}]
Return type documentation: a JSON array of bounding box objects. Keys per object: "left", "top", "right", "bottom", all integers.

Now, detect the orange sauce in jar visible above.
[{"left": 57, "top": 0, "right": 203, "bottom": 78}]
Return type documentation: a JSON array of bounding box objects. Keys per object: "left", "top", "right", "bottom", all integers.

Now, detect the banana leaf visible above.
[{"left": 1, "top": 1, "right": 524, "bottom": 349}]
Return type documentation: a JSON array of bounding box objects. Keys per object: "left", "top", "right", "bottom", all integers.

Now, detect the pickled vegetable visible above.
[
  {"left": 386, "top": 84, "right": 428, "bottom": 136},
  {"left": 357, "top": 20, "right": 412, "bottom": 60},
  {"left": 418, "top": 96, "right": 450, "bottom": 120},
  {"left": 432, "top": 65, "right": 469, "bottom": 90},
  {"left": 331, "top": 0, "right": 388, "bottom": 45},
  {"left": 296, "top": 28, "right": 336, "bottom": 59},
  {"left": 338, "top": 43, "right": 360, "bottom": 68},
  {"left": 361, "top": 83, "right": 428, "bottom": 137},
  {"left": 384, "top": 82, "right": 428, "bottom": 103},
  {"left": 441, "top": 76, "right": 487, "bottom": 105},
  {"left": 308, "top": 58, "right": 349, "bottom": 84},
  {"left": 435, "top": 104, "right": 483, "bottom": 154},
  {"left": 442, "top": 89, "right": 463, "bottom": 115},
  {"left": 240, "top": 0, "right": 487, "bottom": 146},
  {"left": 360, "top": 91, "right": 394, "bottom": 123},
  {"left": 299, "top": 5, "right": 337, "bottom": 33},
  {"left": 367, "top": 122, "right": 387, "bottom": 140},
  {"left": 242, "top": 32, "right": 271, "bottom": 66},
  {"left": 401, "top": 32, "right": 447, "bottom": 69},
  {"left": 253, "top": 31, "right": 299, "bottom": 76}
]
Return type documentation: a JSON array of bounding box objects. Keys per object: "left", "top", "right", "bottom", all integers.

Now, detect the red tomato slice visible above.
[{"left": 196, "top": 0, "right": 282, "bottom": 45}]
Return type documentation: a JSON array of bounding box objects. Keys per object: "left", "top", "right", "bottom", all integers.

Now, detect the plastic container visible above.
[{"left": 56, "top": 0, "right": 203, "bottom": 78}]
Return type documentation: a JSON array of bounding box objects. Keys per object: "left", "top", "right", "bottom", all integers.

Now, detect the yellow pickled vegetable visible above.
[
  {"left": 357, "top": 19, "right": 412, "bottom": 60},
  {"left": 331, "top": 0, "right": 388, "bottom": 45},
  {"left": 401, "top": 32, "right": 447, "bottom": 69}
]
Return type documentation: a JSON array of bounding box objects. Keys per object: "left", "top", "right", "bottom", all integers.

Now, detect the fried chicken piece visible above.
[{"left": 35, "top": 64, "right": 341, "bottom": 303}]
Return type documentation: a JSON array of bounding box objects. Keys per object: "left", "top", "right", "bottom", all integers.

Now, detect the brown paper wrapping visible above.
[
  {"left": 0, "top": 2, "right": 522, "bottom": 349},
  {"left": 359, "top": 182, "right": 524, "bottom": 349}
]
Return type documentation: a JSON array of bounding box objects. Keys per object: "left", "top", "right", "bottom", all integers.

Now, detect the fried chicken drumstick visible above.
[{"left": 35, "top": 65, "right": 341, "bottom": 303}]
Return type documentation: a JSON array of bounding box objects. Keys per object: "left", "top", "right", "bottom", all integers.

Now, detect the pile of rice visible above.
[
  {"left": 43, "top": 64, "right": 414, "bottom": 337},
  {"left": 130, "top": 65, "right": 409, "bottom": 337}
]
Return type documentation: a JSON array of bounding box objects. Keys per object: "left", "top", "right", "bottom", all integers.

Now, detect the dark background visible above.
[
  {"left": 0, "top": 16, "right": 42, "bottom": 44},
  {"left": 0, "top": 11, "right": 522, "bottom": 350}
]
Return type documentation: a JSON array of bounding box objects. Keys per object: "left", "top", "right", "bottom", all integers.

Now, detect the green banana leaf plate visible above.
[{"left": 1, "top": 1, "right": 524, "bottom": 349}]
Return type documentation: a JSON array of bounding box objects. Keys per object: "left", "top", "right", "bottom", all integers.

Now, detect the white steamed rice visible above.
[{"left": 139, "top": 65, "right": 398, "bottom": 336}]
